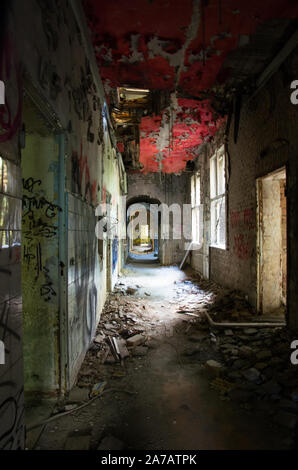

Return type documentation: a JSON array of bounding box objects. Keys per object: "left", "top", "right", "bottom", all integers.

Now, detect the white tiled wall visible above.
[
  {"left": 0, "top": 157, "right": 24, "bottom": 449},
  {"left": 67, "top": 193, "right": 105, "bottom": 386}
]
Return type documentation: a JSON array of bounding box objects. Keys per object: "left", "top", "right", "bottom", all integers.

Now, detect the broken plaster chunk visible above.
[
  {"left": 126, "top": 287, "right": 137, "bottom": 295},
  {"left": 127, "top": 334, "right": 145, "bottom": 347},
  {"left": 224, "top": 329, "right": 234, "bottom": 336},
  {"left": 205, "top": 359, "right": 225, "bottom": 377},
  {"left": 64, "top": 404, "right": 78, "bottom": 412},
  {"left": 242, "top": 368, "right": 261, "bottom": 382},
  {"left": 238, "top": 345, "right": 254, "bottom": 358},
  {"left": 243, "top": 328, "right": 258, "bottom": 335},
  {"left": 117, "top": 338, "right": 130, "bottom": 359},
  {"left": 94, "top": 334, "right": 105, "bottom": 344},
  {"left": 90, "top": 381, "right": 106, "bottom": 398}
]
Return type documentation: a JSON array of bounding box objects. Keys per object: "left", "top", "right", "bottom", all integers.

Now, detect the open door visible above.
[{"left": 257, "top": 167, "right": 287, "bottom": 317}]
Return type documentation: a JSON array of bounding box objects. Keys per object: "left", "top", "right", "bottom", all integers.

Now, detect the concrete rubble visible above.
[
  {"left": 91, "top": 276, "right": 298, "bottom": 446},
  {"left": 35, "top": 269, "right": 298, "bottom": 450}
]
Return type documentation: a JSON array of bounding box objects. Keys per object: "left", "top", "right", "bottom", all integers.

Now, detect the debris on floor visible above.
[
  {"left": 32, "top": 264, "right": 297, "bottom": 450},
  {"left": 90, "top": 381, "right": 107, "bottom": 398}
]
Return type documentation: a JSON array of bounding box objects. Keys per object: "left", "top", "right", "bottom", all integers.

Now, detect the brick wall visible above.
[
  {"left": 127, "top": 172, "right": 190, "bottom": 265},
  {"left": 191, "top": 47, "right": 298, "bottom": 328}
]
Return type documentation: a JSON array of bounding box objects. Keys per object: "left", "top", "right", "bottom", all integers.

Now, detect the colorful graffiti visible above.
[
  {"left": 230, "top": 208, "right": 254, "bottom": 260},
  {"left": 234, "top": 234, "right": 250, "bottom": 260},
  {"left": 112, "top": 236, "right": 118, "bottom": 272},
  {"left": 231, "top": 208, "right": 255, "bottom": 231}
]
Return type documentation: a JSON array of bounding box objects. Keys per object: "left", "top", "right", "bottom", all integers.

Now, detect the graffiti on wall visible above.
[
  {"left": 0, "top": 382, "right": 24, "bottom": 450},
  {"left": 234, "top": 234, "right": 250, "bottom": 260},
  {"left": 68, "top": 195, "right": 98, "bottom": 379},
  {"left": 112, "top": 236, "right": 118, "bottom": 272},
  {"left": 71, "top": 145, "right": 98, "bottom": 204},
  {"left": 22, "top": 177, "right": 60, "bottom": 301},
  {"left": 231, "top": 208, "right": 254, "bottom": 260},
  {"left": 231, "top": 208, "right": 255, "bottom": 230},
  {"left": 0, "top": 300, "right": 24, "bottom": 450}
]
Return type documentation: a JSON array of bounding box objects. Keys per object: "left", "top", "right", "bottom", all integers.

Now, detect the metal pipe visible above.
[{"left": 204, "top": 310, "right": 286, "bottom": 328}]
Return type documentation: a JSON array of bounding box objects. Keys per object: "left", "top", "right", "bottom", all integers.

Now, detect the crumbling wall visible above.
[
  {"left": 0, "top": 0, "right": 124, "bottom": 448},
  {"left": 221, "top": 57, "right": 298, "bottom": 319},
  {"left": 191, "top": 48, "right": 298, "bottom": 328}
]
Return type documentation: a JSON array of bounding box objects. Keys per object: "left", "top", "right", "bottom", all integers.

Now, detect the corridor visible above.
[
  {"left": 1, "top": 0, "right": 298, "bottom": 455},
  {"left": 27, "top": 262, "right": 290, "bottom": 450}
]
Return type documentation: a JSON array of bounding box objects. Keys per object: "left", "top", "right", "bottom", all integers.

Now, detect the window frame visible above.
[
  {"left": 191, "top": 171, "right": 202, "bottom": 243},
  {"left": 210, "top": 146, "right": 227, "bottom": 249}
]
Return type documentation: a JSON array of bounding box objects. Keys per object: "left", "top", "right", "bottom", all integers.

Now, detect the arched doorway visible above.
[{"left": 126, "top": 196, "right": 161, "bottom": 263}]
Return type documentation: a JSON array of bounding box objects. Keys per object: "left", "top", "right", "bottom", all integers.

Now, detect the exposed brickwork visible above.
[
  {"left": 127, "top": 172, "right": 189, "bottom": 265},
  {"left": 191, "top": 48, "right": 298, "bottom": 328}
]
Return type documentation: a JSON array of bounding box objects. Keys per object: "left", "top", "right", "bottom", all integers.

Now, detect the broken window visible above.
[
  {"left": 191, "top": 172, "right": 201, "bottom": 242},
  {"left": 210, "top": 146, "right": 226, "bottom": 248}
]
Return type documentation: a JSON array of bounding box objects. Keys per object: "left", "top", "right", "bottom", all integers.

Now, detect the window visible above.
[
  {"left": 191, "top": 172, "right": 201, "bottom": 242},
  {"left": 210, "top": 146, "right": 226, "bottom": 248}
]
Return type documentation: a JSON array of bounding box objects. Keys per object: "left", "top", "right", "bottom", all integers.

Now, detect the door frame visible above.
[
  {"left": 23, "top": 77, "right": 68, "bottom": 394},
  {"left": 256, "top": 165, "right": 287, "bottom": 315}
]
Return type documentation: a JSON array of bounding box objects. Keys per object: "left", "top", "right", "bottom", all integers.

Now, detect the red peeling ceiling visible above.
[
  {"left": 83, "top": 0, "right": 298, "bottom": 173},
  {"left": 139, "top": 98, "right": 223, "bottom": 173}
]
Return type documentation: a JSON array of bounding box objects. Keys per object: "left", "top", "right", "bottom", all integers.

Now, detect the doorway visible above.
[
  {"left": 127, "top": 200, "right": 160, "bottom": 262},
  {"left": 257, "top": 167, "right": 287, "bottom": 317},
  {"left": 21, "top": 92, "right": 64, "bottom": 395}
]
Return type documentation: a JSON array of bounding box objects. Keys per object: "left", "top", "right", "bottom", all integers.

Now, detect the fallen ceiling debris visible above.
[{"left": 84, "top": 0, "right": 298, "bottom": 172}]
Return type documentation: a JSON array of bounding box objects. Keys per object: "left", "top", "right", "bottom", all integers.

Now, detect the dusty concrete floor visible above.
[{"left": 27, "top": 262, "right": 292, "bottom": 450}]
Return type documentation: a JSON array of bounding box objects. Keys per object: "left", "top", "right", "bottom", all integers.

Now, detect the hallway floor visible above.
[{"left": 29, "top": 263, "right": 293, "bottom": 450}]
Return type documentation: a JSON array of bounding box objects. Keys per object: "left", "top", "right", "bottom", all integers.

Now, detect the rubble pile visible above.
[
  {"left": 69, "top": 273, "right": 298, "bottom": 449},
  {"left": 76, "top": 284, "right": 161, "bottom": 389},
  {"left": 207, "top": 289, "right": 255, "bottom": 322},
  {"left": 205, "top": 326, "right": 298, "bottom": 408},
  {"left": 187, "top": 313, "right": 298, "bottom": 445},
  {"left": 171, "top": 275, "right": 298, "bottom": 446}
]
